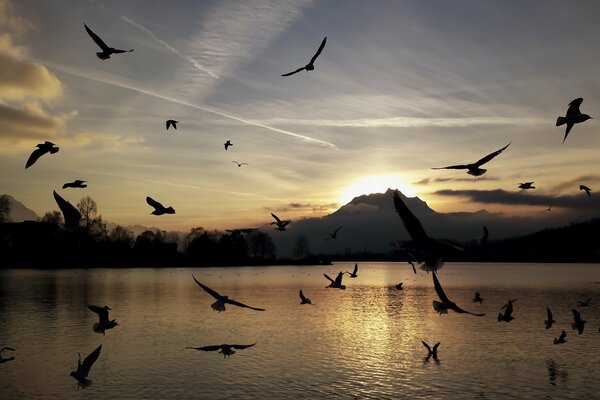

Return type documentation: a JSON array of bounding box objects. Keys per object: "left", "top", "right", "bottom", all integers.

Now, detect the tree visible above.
[
  {"left": 293, "top": 235, "right": 311, "bottom": 260},
  {"left": 0, "top": 195, "right": 10, "bottom": 222},
  {"left": 40, "top": 210, "right": 63, "bottom": 227},
  {"left": 109, "top": 225, "right": 134, "bottom": 248},
  {"left": 77, "top": 196, "right": 97, "bottom": 228},
  {"left": 247, "top": 231, "right": 276, "bottom": 259}
]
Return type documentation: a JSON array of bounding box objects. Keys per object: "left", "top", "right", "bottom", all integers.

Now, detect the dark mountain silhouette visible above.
[{"left": 2, "top": 195, "right": 39, "bottom": 222}]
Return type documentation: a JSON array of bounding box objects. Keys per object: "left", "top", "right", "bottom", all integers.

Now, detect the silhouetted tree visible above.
[
  {"left": 293, "top": 235, "right": 311, "bottom": 260},
  {"left": 40, "top": 210, "right": 63, "bottom": 227},
  {"left": 109, "top": 225, "right": 134, "bottom": 247},
  {"left": 77, "top": 196, "right": 97, "bottom": 228},
  {"left": 0, "top": 195, "right": 10, "bottom": 222},
  {"left": 247, "top": 231, "right": 276, "bottom": 258}
]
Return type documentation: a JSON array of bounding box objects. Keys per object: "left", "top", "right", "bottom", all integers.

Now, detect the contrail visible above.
[
  {"left": 120, "top": 16, "right": 219, "bottom": 79},
  {"left": 41, "top": 61, "right": 339, "bottom": 149}
]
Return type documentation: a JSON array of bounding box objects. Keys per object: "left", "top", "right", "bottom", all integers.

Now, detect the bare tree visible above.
[
  {"left": 247, "top": 231, "right": 276, "bottom": 258},
  {"left": 109, "top": 225, "right": 134, "bottom": 247},
  {"left": 293, "top": 235, "right": 311, "bottom": 260},
  {"left": 40, "top": 210, "right": 63, "bottom": 226},
  {"left": 77, "top": 196, "right": 97, "bottom": 228},
  {"left": 0, "top": 195, "right": 10, "bottom": 222}
]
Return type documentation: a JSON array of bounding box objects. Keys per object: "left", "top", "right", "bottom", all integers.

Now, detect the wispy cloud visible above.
[{"left": 414, "top": 176, "right": 499, "bottom": 185}]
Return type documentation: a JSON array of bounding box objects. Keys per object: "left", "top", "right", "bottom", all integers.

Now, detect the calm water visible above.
[{"left": 1, "top": 263, "right": 599, "bottom": 399}]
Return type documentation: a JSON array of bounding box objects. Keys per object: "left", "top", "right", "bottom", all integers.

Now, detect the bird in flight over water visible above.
[
  {"left": 192, "top": 275, "right": 265, "bottom": 312},
  {"left": 25, "top": 141, "right": 59, "bottom": 169},
  {"left": 84, "top": 24, "right": 134, "bottom": 60},
  {"left": 186, "top": 343, "right": 256, "bottom": 358},
  {"left": 556, "top": 98, "right": 592, "bottom": 143},
  {"left": 432, "top": 272, "right": 485, "bottom": 317},
  {"left": 146, "top": 196, "right": 175, "bottom": 215},
  {"left": 88, "top": 305, "right": 118, "bottom": 335},
  {"left": 0, "top": 347, "right": 15, "bottom": 363},
  {"left": 422, "top": 341, "right": 440, "bottom": 362},
  {"left": 545, "top": 307, "right": 556, "bottom": 329},
  {"left": 518, "top": 182, "right": 535, "bottom": 190},
  {"left": 62, "top": 180, "right": 87, "bottom": 189},
  {"left": 282, "top": 37, "right": 327, "bottom": 76},
  {"left": 70, "top": 345, "right": 102, "bottom": 384},
  {"left": 232, "top": 161, "right": 248, "bottom": 167},
  {"left": 299, "top": 289, "right": 312, "bottom": 304},
  {"left": 345, "top": 263, "right": 358, "bottom": 278},
  {"left": 579, "top": 185, "right": 592, "bottom": 196},
  {"left": 498, "top": 298, "right": 516, "bottom": 322},
  {"left": 553, "top": 330, "right": 567, "bottom": 345},
  {"left": 571, "top": 309, "right": 586, "bottom": 334},
  {"left": 271, "top": 213, "right": 290, "bottom": 231},
  {"left": 432, "top": 143, "right": 511, "bottom": 177},
  {"left": 324, "top": 271, "right": 346, "bottom": 290},
  {"left": 577, "top": 298, "right": 591, "bottom": 307},
  {"left": 166, "top": 120, "right": 178, "bottom": 130},
  {"left": 224, "top": 140, "right": 233, "bottom": 150}
]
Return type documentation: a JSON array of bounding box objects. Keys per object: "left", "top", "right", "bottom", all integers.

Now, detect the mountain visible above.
[{"left": 2, "top": 195, "right": 39, "bottom": 222}]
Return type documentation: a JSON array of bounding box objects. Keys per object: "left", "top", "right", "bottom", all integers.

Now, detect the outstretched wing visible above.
[
  {"left": 88, "top": 305, "right": 109, "bottom": 323},
  {"left": 231, "top": 343, "right": 256, "bottom": 350},
  {"left": 352, "top": 263, "right": 358, "bottom": 275},
  {"left": 111, "top": 48, "right": 134, "bottom": 54},
  {"left": 393, "top": 191, "right": 428, "bottom": 241},
  {"left": 84, "top": 24, "right": 110, "bottom": 51},
  {"left": 323, "top": 273, "right": 334, "bottom": 283},
  {"left": 191, "top": 275, "right": 222, "bottom": 300},
  {"left": 432, "top": 164, "right": 469, "bottom": 170},
  {"left": 226, "top": 298, "right": 266, "bottom": 311},
  {"left": 271, "top": 213, "right": 282, "bottom": 224},
  {"left": 566, "top": 98, "right": 584, "bottom": 117},
  {"left": 546, "top": 307, "right": 553, "bottom": 321},
  {"left": 299, "top": 289, "right": 307, "bottom": 302},
  {"left": 432, "top": 342, "right": 441, "bottom": 353},
  {"left": 146, "top": 196, "right": 164, "bottom": 211},
  {"left": 310, "top": 36, "right": 327, "bottom": 64},
  {"left": 81, "top": 345, "right": 102, "bottom": 376},
  {"left": 25, "top": 148, "right": 45, "bottom": 169},
  {"left": 53, "top": 191, "right": 81, "bottom": 228},
  {"left": 188, "top": 345, "right": 221, "bottom": 352},
  {"left": 334, "top": 271, "right": 344, "bottom": 286},
  {"left": 282, "top": 67, "right": 305, "bottom": 76},
  {"left": 474, "top": 143, "right": 511, "bottom": 167},
  {"left": 432, "top": 272, "right": 450, "bottom": 304},
  {"left": 421, "top": 341, "right": 432, "bottom": 352},
  {"left": 572, "top": 309, "right": 582, "bottom": 322}
]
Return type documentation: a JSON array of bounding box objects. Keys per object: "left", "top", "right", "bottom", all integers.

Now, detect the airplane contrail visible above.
[{"left": 40, "top": 61, "right": 339, "bottom": 149}]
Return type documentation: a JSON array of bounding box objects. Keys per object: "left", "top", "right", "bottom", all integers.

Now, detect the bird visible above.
[
  {"left": 186, "top": 343, "right": 256, "bottom": 358},
  {"left": 518, "top": 182, "right": 535, "bottom": 189},
  {"left": 324, "top": 271, "right": 346, "bottom": 290},
  {"left": 192, "top": 275, "right": 265, "bottom": 312},
  {"left": 224, "top": 140, "right": 233, "bottom": 150},
  {"left": 166, "top": 120, "right": 178, "bottom": 130},
  {"left": 299, "top": 289, "right": 312, "bottom": 304},
  {"left": 577, "top": 298, "right": 591, "bottom": 307},
  {"left": 545, "top": 307, "right": 556, "bottom": 329},
  {"left": 408, "top": 260, "right": 417, "bottom": 274},
  {"left": 421, "top": 341, "right": 440, "bottom": 362},
  {"left": 232, "top": 161, "right": 248, "bottom": 167},
  {"left": 580, "top": 185, "right": 592, "bottom": 197},
  {"left": 70, "top": 345, "right": 102, "bottom": 384},
  {"left": 345, "top": 263, "right": 358, "bottom": 278},
  {"left": 84, "top": 23, "right": 133, "bottom": 60},
  {"left": 473, "top": 292, "right": 484, "bottom": 306},
  {"left": 282, "top": 37, "right": 327, "bottom": 76},
  {"left": 270, "top": 213, "right": 290, "bottom": 231},
  {"left": 395, "top": 282, "right": 404, "bottom": 290},
  {"left": 53, "top": 191, "right": 81, "bottom": 228},
  {"left": 481, "top": 226, "right": 489, "bottom": 246},
  {"left": 25, "top": 141, "right": 59, "bottom": 169},
  {"left": 62, "top": 180, "right": 87, "bottom": 189},
  {"left": 498, "top": 298, "right": 516, "bottom": 322},
  {"left": 571, "top": 309, "right": 586, "bottom": 334},
  {"left": 327, "top": 226, "right": 342, "bottom": 240},
  {"left": 547, "top": 204, "right": 553, "bottom": 212},
  {"left": 432, "top": 272, "right": 485, "bottom": 316},
  {"left": 0, "top": 347, "right": 15, "bottom": 364},
  {"left": 553, "top": 330, "right": 567, "bottom": 345},
  {"left": 88, "top": 305, "right": 118, "bottom": 335},
  {"left": 556, "top": 98, "right": 592, "bottom": 143},
  {"left": 146, "top": 196, "right": 175, "bottom": 215},
  {"left": 432, "top": 143, "right": 511, "bottom": 177}
]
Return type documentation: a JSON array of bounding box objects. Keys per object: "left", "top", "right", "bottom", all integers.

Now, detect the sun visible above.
[{"left": 339, "top": 174, "right": 417, "bottom": 205}]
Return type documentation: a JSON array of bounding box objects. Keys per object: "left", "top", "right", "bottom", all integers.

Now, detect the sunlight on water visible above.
[{"left": 0, "top": 263, "right": 599, "bottom": 399}]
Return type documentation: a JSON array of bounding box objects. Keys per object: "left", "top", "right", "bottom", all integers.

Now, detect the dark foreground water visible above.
[{"left": 0, "top": 263, "right": 599, "bottom": 399}]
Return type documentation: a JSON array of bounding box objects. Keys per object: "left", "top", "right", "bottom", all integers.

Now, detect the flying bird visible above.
[
  {"left": 192, "top": 275, "right": 265, "bottom": 312},
  {"left": 395, "top": 282, "right": 404, "bottom": 290},
  {"left": 166, "top": 120, "right": 178, "bottom": 130},
  {"left": 432, "top": 272, "right": 485, "bottom": 316},
  {"left": 282, "top": 36, "right": 327, "bottom": 76},
  {"left": 88, "top": 305, "right": 118, "bottom": 335},
  {"left": 518, "top": 182, "right": 535, "bottom": 189},
  {"left": 473, "top": 292, "right": 484, "bottom": 306},
  {"left": 553, "top": 330, "right": 567, "bottom": 345},
  {"left": 345, "top": 263, "right": 358, "bottom": 278},
  {"left": 224, "top": 140, "right": 233, "bottom": 150},
  {"left": 53, "top": 191, "right": 81, "bottom": 228},
  {"left": 422, "top": 341, "right": 440, "bottom": 362},
  {"left": 0, "top": 347, "right": 15, "bottom": 364},
  {"left": 580, "top": 185, "right": 592, "bottom": 197},
  {"left": 571, "top": 309, "right": 586, "bottom": 334},
  {"left": 186, "top": 343, "right": 256, "bottom": 358},
  {"left": 146, "top": 196, "right": 175, "bottom": 215},
  {"left": 84, "top": 23, "right": 134, "bottom": 60},
  {"left": 327, "top": 226, "right": 342, "bottom": 240},
  {"left": 545, "top": 307, "right": 556, "bottom": 329},
  {"left": 25, "top": 141, "right": 59, "bottom": 169},
  {"left": 299, "top": 289, "right": 312, "bottom": 304},
  {"left": 324, "top": 271, "right": 346, "bottom": 290},
  {"left": 498, "top": 298, "right": 516, "bottom": 322},
  {"left": 577, "top": 298, "right": 591, "bottom": 307},
  {"left": 556, "top": 98, "right": 592, "bottom": 143},
  {"left": 271, "top": 213, "right": 290, "bottom": 231},
  {"left": 232, "top": 161, "right": 248, "bottom": 167},
  {"left": 432, "top": 143, "right": 511, "bottom": 177},
  {"left": 70, "top": 345, "right": 102, "bottom": 384},
  {"left": 62, "top": 180, "right": 87, "bottom": 189}
]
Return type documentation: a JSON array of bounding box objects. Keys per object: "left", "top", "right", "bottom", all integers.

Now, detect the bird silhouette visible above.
[
  {"left": 327, "top": 226, "right": 342, "bottom": 240},
  {"left": 432, "top": 143, "right": 511, "bottom": 177},
  {"left": 88, "top": 305, "right": 118, "bottom": 335},
  {"left": 571, "top": 309, "right": 586, "bottom": 334},
  {"left": 62, "top": 180, "right": 87, "bottom": 189},
  {"left": 422, "top": 341, "right": 440, "bottom": 362},
  {"left": 432, "top": 272, "right": 485, "bottom": 316},
  {"left": 324, "top": 271, "right": 346, "bottom": 290},
  {"left": 146, "top": 196, "right": 175, "bottom": 215},
  {"left": 25, "top": 141, "right": 59, "bottom": 169},
  {"left": 166, "top": 120, "right": 178, "bottom": 130},
  {"left": 545, "top": 307, "right": 556, "bottom": 329},
  {"left": 577, "top": 298, "right": 592, "bottom": 307},
  {"left": 498, "top": 298, "right": 516, "bottom": 322},
  {"left": 282, "top": 37, "right": 327, "bottom": 76},
  {"left": 556, "top": 98, "right": 592, "bottom": 143},
  {"left": 0, "top": 347, "right": 15, "bottom": 364},
  {"left": 579, "top": 185, "right": 592, "bottom": 197},
  {"left": 186, "top": 343, "right": 256, "bottom": 358},
  {"left": 345, "top": 263, "right": 358, "bottom": 278},
  {"left": 224, "top": 140, "right": 233, "bottom": 150},
  {"left": 553, "top": 330, "right": 567, "bottom": 345},
  {"left": 299, "top": 289, "right": 312, "bottom": 304},
  {"left": 232, "top": 161, "right": 248, "bottom": 167},
  {"left": 518, "top": 182, "right": 535, "bottom": 189},
  {"left": 270, "top": 213, "right": 290, "bottom": 231},
  {"left": 395, "top": 282, "right": 404, "bottom": 290},
  {"left": 408, "top": 260, "right": 417, "bottom": 274},
  {"left": 192, "top": 275, "right": 265, "bottom": 312},
  {"left": 70, "top": 345, "right": 102, "bottom": 383},
  {"left": 473, "top": 292, "right": 484, "bottom": 306},
  {"left": 53, "top": 191, "right": 81, "bottom": 228},
  {"left": 84, "top": 24, "right": 133, "bottom": 60}
]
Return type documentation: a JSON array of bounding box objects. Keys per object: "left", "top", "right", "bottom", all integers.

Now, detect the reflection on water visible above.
[{"left": 0, "top": 263, "right": 599, "bottom": 399}]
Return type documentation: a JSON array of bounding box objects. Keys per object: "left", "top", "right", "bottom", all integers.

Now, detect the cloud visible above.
[
  {"left": 548, "top": 175, "right": 600, "bottom": 194},
  {"left": 266, "top": 202, "right": 339, "bottom": 213},
  {"left": 0, "top": 102, "right": 71, "bottom": 146},
  {"left": 413, "top": 176, "right": 498, "bottom": 185},
  {"left": 0, "top": 0, "right": 32, "bottom": 35}
]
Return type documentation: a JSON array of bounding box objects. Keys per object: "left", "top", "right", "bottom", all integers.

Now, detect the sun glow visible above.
[{"left": 339, "top": 174, "right": 417, "bottom": 205}]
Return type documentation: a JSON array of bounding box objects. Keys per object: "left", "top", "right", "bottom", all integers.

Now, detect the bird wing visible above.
[
  {"left": 111, "top": 48, "right": 134, "bottom": 54},
  {"left": 226, "top": 298, "right": 265, "bottom": 311},
  {"left": 432, "top": 342, "right": 441, "bottom": 353},
  {"left": 431, "top": 164, "right": 469, "bottom": 170},
  {"left": 299, "top": 289, "right": 307, "bottom": 301},
  {"left": 352, "top": 263, "right": 358, "bottom": 275},
  {"left": 271, "top": 213, "right": 282, "bottom": 224},
  {"left": 323, "top": 273, "right": 334, "bottom": 283},
  {"left": 334, "top": 272, "right": 344, "bottom": 286},
  {"left": 393, "top": 190, "right": 428, "bottom": 241},
  {"left": 547, "top": 307, "right": 553, "bottom": 321},
  {"left": 81, "top": 345, "right": 102, "bottom": 376},
  {"left": 87, "top": 305, "right": 109, "bottom": 323},
  {"left": 421, "top": 341, "right": 431, "bottom": 352},
  {"left": 146, "top": 196, "right": 164, "bottom": 211},
  {"left": 231, "top": 343, "right": 256, "bottom": 350},
  {"left": 282, "top": 67, "right": 305, "bottom": 76},
  {"left": 333, "top": 226, "right": 342, "bottom": 236},
  {"left": 192, "top": 275, "right": 222, "bottom": 300},
  {"left": 25, "top": 148, "right": 46, "bottom": 169},
  {"left": 74, "top": 180, "right": 85, "bottom": 185},
  {"left": 432, "top": 272, "right": 451, "bottom": 304},
  {"left": 309, "top": 36, "right": 327, "bottom": 64},
  {"left": 166, "top": 121, "right": 171, "bottom": 130},
  {"left": 189, "top": 345, "right": 221, "bottom": 352},
  {"left": 566, "top": 98, "right": 584, "bottom": 117},
  {"left": 53, "top": 191, "right": 81, "bottom": 228},
  {"left": 572, "top": 309, "right": 581, "bottom": 322},
  {"left": 84, "top": 24, "right": 110, "bottom": 51},
  {"left": 474, "top": 142, "right": 511, "bottom": 167}
]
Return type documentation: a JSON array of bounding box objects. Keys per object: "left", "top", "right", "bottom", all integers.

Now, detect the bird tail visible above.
[{"left": 556, "top": 116, "right": 566, "bottom": 127}]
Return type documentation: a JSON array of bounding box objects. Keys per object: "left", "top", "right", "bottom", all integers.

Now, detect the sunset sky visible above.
[{"left": 2, "top": 0, "right": 600, "bottom": 231}]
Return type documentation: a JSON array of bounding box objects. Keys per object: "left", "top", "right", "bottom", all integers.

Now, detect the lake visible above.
[{"left": 0, "top": 263, "right": 599, "bottom": 399}]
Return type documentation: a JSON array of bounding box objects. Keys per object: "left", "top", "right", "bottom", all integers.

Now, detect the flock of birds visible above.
[{"left": 8, "top": 21, "right": 600, "bottom": 389}]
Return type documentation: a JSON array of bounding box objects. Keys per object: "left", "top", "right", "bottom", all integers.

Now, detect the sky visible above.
[{"left": 2, "top": 0, "right": 600, "bottom": 232}]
